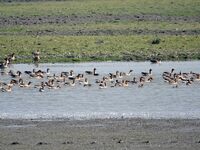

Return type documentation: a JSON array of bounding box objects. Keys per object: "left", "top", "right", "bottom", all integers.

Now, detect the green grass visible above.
[
  {"left": 0, "top": 35, "right": 199, "bottom": 63},
  {"left": 0, "top": 0, "right": 200, "bottom": 17},
  {"left": 0, "top": 21, "right": 200, "bottom": 35}
]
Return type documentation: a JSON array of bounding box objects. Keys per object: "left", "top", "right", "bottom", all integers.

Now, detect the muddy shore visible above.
[{"left": 0, "top": 118, "right": 200, "bottom": 150}]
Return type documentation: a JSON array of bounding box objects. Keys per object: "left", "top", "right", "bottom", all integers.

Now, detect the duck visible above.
[{"left": 141, "top": 69, "right": 152, "bottom": 76}]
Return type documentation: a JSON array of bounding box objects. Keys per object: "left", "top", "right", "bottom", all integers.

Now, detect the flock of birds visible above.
[{"left": 0, "top": 52, "right": 200, "bottom": 93}]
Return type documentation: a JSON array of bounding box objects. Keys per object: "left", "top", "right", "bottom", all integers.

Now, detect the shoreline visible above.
[{"left": 0, "top": 118, "right": 200, "bottom": 149}]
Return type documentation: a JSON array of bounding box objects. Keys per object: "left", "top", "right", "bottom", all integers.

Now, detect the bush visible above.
[{"left": 151, "top": 38, "right": 161, "bottom": 44}]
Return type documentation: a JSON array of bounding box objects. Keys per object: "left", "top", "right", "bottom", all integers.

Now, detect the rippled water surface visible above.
[{"left": 0, "top": 61, "right": 200, "bottom": 119}]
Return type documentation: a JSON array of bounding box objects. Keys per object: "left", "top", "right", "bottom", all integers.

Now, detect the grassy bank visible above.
[
  {"left": 0, "top": 35, "right": 199, "bottom": 63},
  {"left": 1, "top": 21, "right": 200, "bottom": 35},
  {"left": 0, "top": 0, "right": 199, "bottom": 63}
]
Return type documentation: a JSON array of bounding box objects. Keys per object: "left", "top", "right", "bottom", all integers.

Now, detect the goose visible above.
[
  {"left": 141, "top": 69, "right": 152, "bottom": 76},
  {"left": 1, "top": 85, "right": 12, "bottom": 92},
  {"left": 19, "top": 81, "right": 32, "bottom": 88},
  {"left": 3, "top": 79, "right": 18, "bottom": 87},
  {"left": 29, "top": 72, "right": 44, "bottom": 79},
  {"left": 79, "top": 78, "right": 89, "bottom": 85},
  {"left": 99, "top": 81, "right": 107, "bottom": 89},
  {"left": 130, "top": 77, "right": 138, "bottom": 84},
  {"left": 122, "top": 80, "right": 129, "bottom": 87},
  {"left": 46, "top": 79, "right": 55, "bottom": 87},
  {"left": 138, "top": 77, "right": 145, "bottom": 88},
  {"left": 39, "top": 86, "right": 45, "bottom": 92},
  {"left": 168, "top": 78, "right": 178, "bottom": 85},
  {"left": 85, "top": 68, "right": 99, "bottom": 76},
  {"left": 150, "top": 58, "right": 161, "bottom": 64},
  {"left": 114, "top": 80, "right": 123, "bottom": 87},
  {"left": 33, "top": 50, "right": 40, "bottom": 62},
  {"left": 35, "top": 68, "right": 50, "bottom": 76},
  {"left": 146, "top": 76, "right": 153, "bottom": 82},
  {"left": 9, "top": 70, "right": 22, "bottom": 78},
  {"left": 34, "top": 82, "right": 45, "bottom": 89},
  {"left": 186, "top": 80, "right": 192, "bottom": 86},
  {"left": 121, "top": 70, "right": 133, "bottom": 76},
  {"left": 55, "top": 73, "right": 65, "bottom": 81},
  {"left": 24, "top": 69, "right": 35, "bottom": 75},
  {"left": 107, "top": 74, "right": 114, "bottom": 81},
  {"left": 0, "top": 61, "right": 8, "bottom": 69},
  {"left": 47, "top": 73, "right": 57, "bottom": 80},
  {"left": 119, "top": 72, "right": 123, "bottom": 78},
  {"left": 85, "top": 68, "right": 94, "bottom": 75},
  {"left": 48, "top": 85, "right": 61, "bottom": 90},
  {"left": 68, "top": 70, "right": 75, "bottom": 78},
  {"left": 8, "top": 53, "right": 15, "bottom": 61},
  {"left": 74, "top": 74, "right": 84, "bottom": 81},
  {"left": 163, "top": 68, "right": 175, "bottom": 77},
  {"left": 7, "top": 53, "right": 15, "bottom": 64},
  {"left": 109, "top": 71, "right": 119, "bottom": 78},
  {"left": 65, "top": 78, "right": 75, "bottom": 86}
]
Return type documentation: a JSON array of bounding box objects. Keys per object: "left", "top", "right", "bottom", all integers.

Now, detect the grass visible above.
[
  {"left": 0, "top": 21, "right": 200, "bottom": 35},
  {"left": 0, "top": 0, "right": 200, "bottom": 17},
  {"left": 0, "top": 35, "right": 199, "bottom": 63},
  {"left": 0, "top": 0, "right": 199, "bottom": 63}
]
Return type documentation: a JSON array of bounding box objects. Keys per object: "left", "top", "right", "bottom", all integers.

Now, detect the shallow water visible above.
[{"left": 0, "top": 61, "right": 200, "bottom": 119}]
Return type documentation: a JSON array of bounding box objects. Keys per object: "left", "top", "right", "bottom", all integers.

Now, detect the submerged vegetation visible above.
[{"left": 0, "top": 0, "right": 199, "bottom": 63}]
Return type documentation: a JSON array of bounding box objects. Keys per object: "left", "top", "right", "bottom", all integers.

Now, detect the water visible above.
[{"left": 0, "top": 61, "right": 200, "bottom": 120}]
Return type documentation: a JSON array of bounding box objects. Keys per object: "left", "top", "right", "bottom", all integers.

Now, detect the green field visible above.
[
  {"left": 0, "top": 0, "right": 200, "bottom": 17},
  {"left": 0, "top": 0, "right": 199, "bottom": 63},
  {"left": 1, "top": 35, "right": 199, "bottom": 63}
]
